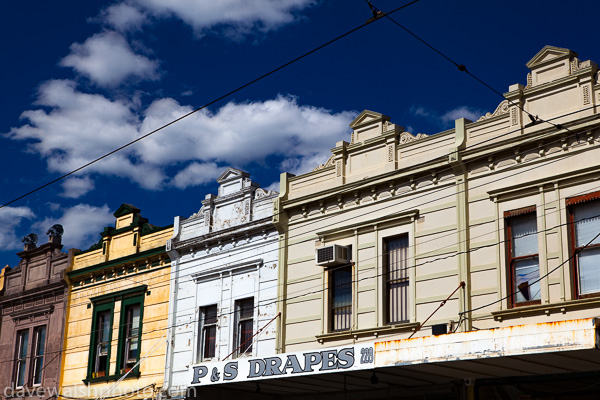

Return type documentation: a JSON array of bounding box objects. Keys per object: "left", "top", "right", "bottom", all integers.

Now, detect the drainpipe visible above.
[
  {"left": 273, "top": 172, "right": 293, "bottom": 353},
  {"left": 163, "top": 217, "right": 181, "bottom": 398},
  {"left": 449, "top": 118, "right": 471, "bottom": 331}
]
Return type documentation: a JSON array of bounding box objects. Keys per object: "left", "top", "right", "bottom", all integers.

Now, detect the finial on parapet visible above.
[
  {"left": 46, "top": 224, "right": 64, "bottom": 245},
  {"left": 22, "top": 233, "right": 38, "bottom": 251}
]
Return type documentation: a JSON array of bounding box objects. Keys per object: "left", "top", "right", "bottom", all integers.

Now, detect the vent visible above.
[{"left": 316, "top": 245, "right": 351, "bottom": 267}]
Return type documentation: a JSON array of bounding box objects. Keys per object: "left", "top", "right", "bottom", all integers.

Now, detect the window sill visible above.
[
  {"left": 83, "top": 370, "right": 140, "bottom": 384},
  {"left": 316, "top": 322, "right": 420, "bottom": 343},
  {"left": 492, "top": 296, "right": 600, "bottom": 321}
]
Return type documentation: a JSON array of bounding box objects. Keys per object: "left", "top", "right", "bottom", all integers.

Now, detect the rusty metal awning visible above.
[{"left": 187, "top": 318, "right": 600, "bottom": 399}]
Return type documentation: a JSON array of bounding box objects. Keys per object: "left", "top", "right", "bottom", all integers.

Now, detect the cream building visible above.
[
  {"left": 184, "top": 46, "right": 600, "bottom": 399},
  {"left": 59, "top": 204, "right": 173, "bottom": 400}
]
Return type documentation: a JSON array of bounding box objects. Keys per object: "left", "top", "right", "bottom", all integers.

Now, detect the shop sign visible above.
[{"left": 189, "top": 342, "right": 375, "bottom": 386}]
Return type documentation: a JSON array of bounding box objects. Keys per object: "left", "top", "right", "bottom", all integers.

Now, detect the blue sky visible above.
[{"left": 1, "top": 0, "right": 598, "bottom": 266}]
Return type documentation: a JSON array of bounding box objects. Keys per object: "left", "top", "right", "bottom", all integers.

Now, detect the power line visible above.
[
  {"left": 369, "top": 0, "right": 585, "bottom": 136},
  {"left": 7, "top": 139, "right": 598, "bottom": 365},
  {"left": 0, "top": 0, "right": 423, "bottom": 211},
  {"left": 54, "top": 122, "right": 600, "bottom": 339}
]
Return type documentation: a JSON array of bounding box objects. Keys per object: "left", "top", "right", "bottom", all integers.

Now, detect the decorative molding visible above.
[
  {"left": 511, "top": 107, "right": 519, "bottom": 126},
  {"left": 583, "top": 85, "right": 591, "bottom": 105},
  {"left": 525, "top": 72, "right": 533, "bottom": 89},
  {"left": 254, "top": 188, "right": 276, "bottom": 199},
  {"left": 399, "top": 132, "right": 428, "bottom": 145},
  {"left": 313, "top": 155, "right": 335, "bottom": 171},
  {"left": 477, "top": 100, "right": 509, "bottom": 121},
  {"left": 570, "top": 57, "right": 591, "bottom": 74}
]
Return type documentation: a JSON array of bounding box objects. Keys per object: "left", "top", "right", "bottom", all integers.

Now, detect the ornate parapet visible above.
[{"left": 477, "top": 100, "right": 510, "bottom": 122}]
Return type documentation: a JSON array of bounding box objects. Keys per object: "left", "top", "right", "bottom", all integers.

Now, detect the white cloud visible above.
[
  {"left": 137, "top": 95, "right": 353, "bottom": 173},
  {"left": 410, "top": 105, "right": 484, "bottom": 127},
  {"left": 32, "top": 204, "right": 113, "bottom": 250},
  {"left": 7, "top": 82, "right": 354, "bottom": 191},
  {"left": 60, "top": 31, "right": 159, "bottom": 87},
  {"left": 100, "top": 3, "right": 148, "bottom": 32},
  {"left": 0, "top": 207, "right": 36, "bottom": 250},
  {"left": 6, "top": 80, "right": 166, "bottom": 190},
  {"left": 440, "top": 106, "right": 483, "bottom": 124},
  {"left": 61, "top": 176, "right": 95, "bottom": 198},
  {"left": 133, "top": 0, "right": 316, "bottom": 37},
  {"left": 171, "top": 162, "right": 223, "bottom": 189},
  {"left": 264, "top": 181, "right": 281, "bottom": 193}
]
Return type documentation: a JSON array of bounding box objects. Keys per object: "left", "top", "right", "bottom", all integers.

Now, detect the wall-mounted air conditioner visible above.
[{"left": 315, "top": 245, "right": 351, "bottom": 267}]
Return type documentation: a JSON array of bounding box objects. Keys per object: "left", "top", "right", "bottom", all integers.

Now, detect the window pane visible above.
[
  {"left": 514, "top": 258, "right": 541, "bottom": 303},
  {"left": 578, "top": 247, "right": 600, "bottom": 294},
  {"left": 15, "top": 330, "right": 29, "bottom": 387},
  {"left": 35, "top": 327, "right": 46, "bottom": 356},
  {"left": 239, "top": 320, "right": 253, "bottom": 354},
  {"left": 203, "top": 325, "right": 216, "bottom": 359},
  {"left": 332, "top": 267, "right": 352, "bottom": 331},
  {"left": 200, "top": 305, "right": 218, "bottom": 360},
  {"left": 95, "top": 310, "right": 111, "bottom": 374},
  {"left": 512, "top": 214, "right": 538, "bottom": 257},
  {"left": 386, "top": 236, "right": 409, "bottom": 323},
  {"left": 574, "top": 201, "right": 600, "bottom": 247},
  {"left": 234, "top": 299, "right": 254, "bottom": 357},
  {"left": 32, "top": 327, "right": 46, "bottom": 385},
  {"left": 204, "top": 305, "right": 217, "bottom": 325},
  {"left": 18, "top": 331, "right": 29, "bottom": 359},
  {"left": 123, "top": 304, "right": 141, "bottom": 370}
]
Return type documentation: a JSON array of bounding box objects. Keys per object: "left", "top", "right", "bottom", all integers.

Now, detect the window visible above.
[
  {"left": 505, "top": 208, "right": 541, "bottom": 306},
  {"left": 13, "top": 326, "right": 46, "bottom": 388},
  {"left": 86, "top": 286, "right": 146, "bottom": 381},
  {"left": 91, "top": 306, "right": 112, "bottom": 378},
  {"left": 119, "top": 301, "right": 141, "bottom": 373},
  {"left": 568, "top": 194, "right": 600, "bottom": 297},
  {"left": 233, "top": 298, "right": 254, "bottom": 357},
  {"left": 14, "top": 330, "right": 29, "bottom": 388},
  {"left": 330, "top": 266, "right": 352, "bottom": 331},
  {"left": 199, "top": 305, "right": 218, "bottom": 361},
  {"left": 31, "top": 327, "right": 46, "bottom": 385},
  {"left": 384, "top": 235, "right": 409, "bottom": 324}
]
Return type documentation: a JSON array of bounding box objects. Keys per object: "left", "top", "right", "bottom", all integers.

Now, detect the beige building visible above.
[
  {"left": 261, "top": 46, "right": 600, "bottom": 398},
  {"left": 59, "top": 204, "right": 173, "bottom": 400}
]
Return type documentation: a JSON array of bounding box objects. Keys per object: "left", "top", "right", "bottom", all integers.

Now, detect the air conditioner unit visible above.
[{"left": 315, "top": 245, "right": 351, "bottom": 266}]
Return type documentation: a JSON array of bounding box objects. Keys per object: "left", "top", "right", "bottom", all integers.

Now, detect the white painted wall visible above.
[{"left": 164, "top": 168, "right": 279, "bottom": 398}]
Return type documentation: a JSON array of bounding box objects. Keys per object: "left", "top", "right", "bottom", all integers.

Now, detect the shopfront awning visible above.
[{"left": 186, "top": 318, "right": 600, "bottom": 399}]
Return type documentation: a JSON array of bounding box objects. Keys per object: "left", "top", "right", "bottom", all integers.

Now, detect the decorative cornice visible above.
[
  {"left": 10, "top": 304, "right": 55, "bottom": 321},
  {"left": 477, "top": 100, "right": 509, "bottom": 121},
  {"left": 171, "top": 217, "right": 275, "bottom": 251},
  {"left": 399, "top": 131, "right": 428, "bottom": 144},
  {"left": 313, "top": 155, "right": 335, "bottom": 171}
]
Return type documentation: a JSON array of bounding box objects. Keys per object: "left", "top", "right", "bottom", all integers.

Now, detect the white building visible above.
[{"left": 163, "top": 168, "right": 279, "bottom": 398}]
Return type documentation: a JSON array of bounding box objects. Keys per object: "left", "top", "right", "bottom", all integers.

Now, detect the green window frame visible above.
[
  {"left": 87, "top": 302, "right": 114, "bottom": 379},
  {"left": 116, "top": 294, "right": 144, "bottom": 375},
  {"left": 86, "top": 286, "right": 146, "bottom": 382}
]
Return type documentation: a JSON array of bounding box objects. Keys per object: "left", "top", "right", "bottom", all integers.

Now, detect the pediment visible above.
[
  {"left": 216, "top": 167, "right": 248, "bottom": 184},
  {"left": 113, "top": 203, "right": 140, "bottom": 217},
  {"left": 526, "top": 46, "right": 576, "bottom": 69},
  {"left": 349, "top": 110, "right": 390, "bottom": 129}
]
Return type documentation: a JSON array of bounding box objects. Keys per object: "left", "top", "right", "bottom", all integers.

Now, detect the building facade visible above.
[
  {"left": 59, "top": 204, "right": 173, "bottom": 400},
  {"left": 165, "top": 168, "right": 279, "bottom": 399},
  {"left": 0, "top": 226, "right": 71, "bottom": 400},
  {"left": 183, "top": 46, "right": 600, "bottom": 399}
]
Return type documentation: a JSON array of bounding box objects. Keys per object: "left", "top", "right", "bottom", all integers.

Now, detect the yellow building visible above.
[{"left": 60, "top": 204, "right": 173, "bottom": 400}]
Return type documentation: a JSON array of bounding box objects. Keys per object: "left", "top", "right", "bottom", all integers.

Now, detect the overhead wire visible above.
[
  {"left": 14, "top": 122, "right": 596, "bottom": 355},
  {"left": 0, "top": 0, "right": 422, "bottom": 211},
  {"left": 6, "top": 0, "right": 600, "bottom": 371},
  {"left": 13, "top": 134, "right": 600, "bottom": 364}
]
